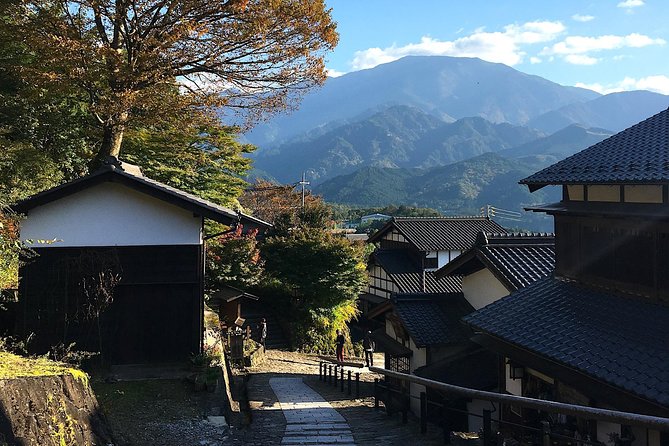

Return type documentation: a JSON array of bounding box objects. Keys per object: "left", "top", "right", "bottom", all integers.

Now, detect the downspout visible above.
[{"left": 421, "top": 254, "right": 426, "bottom": 293}]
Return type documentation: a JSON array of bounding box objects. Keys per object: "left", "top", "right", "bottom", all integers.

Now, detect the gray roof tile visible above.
[
  {"left": 370, "top": 217, "right": 507, "bottom": 251},
  {"left": 373, "top": 250, "right": 462, "bottom": 294},
  {"left": 464, "top": 277, "right": 669, "bottom": 408},
  {"left": 393, "top": 293, "right": 474, "bottom": 347},
  {"left": 521, "top": 107, "right": 669, "bottom": 188}
]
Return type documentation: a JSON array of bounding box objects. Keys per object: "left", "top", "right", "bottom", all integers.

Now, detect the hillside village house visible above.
[
  {"left": 464, "top": 108, "right": 669, "bottom": 446},
  {"left": 13, "top": 158, "right": 269, "bottom": 365},
  {"left": 436, "top": 231, "right": 555, "bottom": 310},
  {"left": 360, "top": 216, "right": 505, "bottom": 416}
]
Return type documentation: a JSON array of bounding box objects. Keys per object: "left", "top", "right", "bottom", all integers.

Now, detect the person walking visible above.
[
  {"left": 335, "top": 329, "right": 345, "bottom": 363},
  {"left": 363, "top": 330, "right": 375, "bottom": 368},
  {"left": 259, "top": 318, "right": 267, "bottom": 352}
]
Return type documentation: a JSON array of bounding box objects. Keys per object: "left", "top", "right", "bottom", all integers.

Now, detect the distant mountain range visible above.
[
  {"left": 253, "top": 105, "right": 544, "bottom": 183},
  {"left": 242, "top": 55, "right": 669, "bottom": 230},
  {"left": 313, "top": 153, "right": 559, "bottom": 231},
  {"left": 245, "top": 55, "right": 600, "bottom": 148}
]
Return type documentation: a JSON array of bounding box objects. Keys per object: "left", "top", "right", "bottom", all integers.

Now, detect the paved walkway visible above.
[{"left": 270, "top": 377, "right": 355, "bottom": 445}]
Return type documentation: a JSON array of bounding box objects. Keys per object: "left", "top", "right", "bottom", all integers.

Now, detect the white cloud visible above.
[
  {"left": 350, "top": 21, "right": 565, "bottom": 70},
  {"left": 572, "top": 14, "right": 595, "bottom": 22},
  {"left": 576, "top": 75, "right": 669, "bottom": 95},
  {"left": 326, "top": 68, "right": 346, "bottom": 78},
  {"left": 542, "top": 33, "right": 665, "bottom": 64},
  {"left": 617, "top": 0, "right": 644, "bottom": 8},
  {"left": 565, "top": 54, "right": 599, "bottom": 65},
  {"left": 530, "top": 56, "right": 542, "bottom": 64}
]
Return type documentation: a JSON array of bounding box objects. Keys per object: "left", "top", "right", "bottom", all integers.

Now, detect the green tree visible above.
[
  {"left": 261, "top": 228, "right": 367, "bottom": 351},
  {"left": 206, "top": 225, "right": 263, "bottom": 292},
  {"left": 12, "top": 0, "right": 338, "bottom": 162}
]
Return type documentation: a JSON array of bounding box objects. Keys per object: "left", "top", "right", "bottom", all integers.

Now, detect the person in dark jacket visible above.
[
  {"left": 335, "top": 329, "right": 345, "bottom": 363},
  {"left": 363, "top": 330, "right": 375, "bottom": 367}
]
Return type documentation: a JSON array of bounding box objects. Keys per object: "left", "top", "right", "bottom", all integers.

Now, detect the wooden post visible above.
[
  {"left": 482, "top": 409, "right": 492, "bottom": 446},
  {"left": 356, "top": 372, "right": 360, "bottom": 398},
  {"left": 420, "top": 391, "right": 427, "bottom": 434},
  {"left": 401, "top": 386, "right": 408, "bottom": 424},
  {"left": 328, "top": 365, "right": 332, "bottom": 384},
  {"left": 541, "top": 421, "right": 551, "bottom": 446},
  {"left": 334, "top": 365, "right": 338, "bottom": 386},
  {"left": 443, "top": 404, "right": 451, "bottom": 445},
  {"left": 340, "top": 367, "right": 344, "bottom": 392},
  {"left": 374, "top": 378, "right": 379, "bottom": 409},
  {"left": 347, "top": 370, "right": 352, "bottom": 395},
  {"left": 319, "top": 362, "right": 323, "bottom": 381}
]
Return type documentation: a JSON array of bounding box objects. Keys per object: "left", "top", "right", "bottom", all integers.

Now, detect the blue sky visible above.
[{"left": 323, "top": 0, "right": 669, "bottom": 94}]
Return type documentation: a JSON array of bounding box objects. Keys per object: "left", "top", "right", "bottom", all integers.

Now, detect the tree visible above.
[
  {"left": 240, "top": 179, "right": 333, "bottom": 232},
  {"left": 12, "top": 0, "right": 338, "bottom": 162},
  {"left": 261, "top": 228, "right": 367, "bottom": 351},
  {"left": 206, "top": 224, "right": 263, "bottom": 292}
]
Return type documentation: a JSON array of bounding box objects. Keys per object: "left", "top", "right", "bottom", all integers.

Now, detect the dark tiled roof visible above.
[
  {"left": 521, "top": 107, "right": 669, "bottom": 189},
  {"left": 13, "top": 162, "right": 270, "bottom": 229},
  {"left": 370, "top": 217, "right": 507, "bottom": 251},
  {"left": 373, "top": 250, "right": 462, "bottom": 294},
  {"left": 393, "top": 293, "right": 474, "bottom": 347},
  {"left": 414, "top": 347, "right": 498, "bottom": 390},
  {"left": 464, "top": 277, "right": 669, "bottom": 408},
  {"left": 438, "top": 232, "right": 555, "bottom": 291}
]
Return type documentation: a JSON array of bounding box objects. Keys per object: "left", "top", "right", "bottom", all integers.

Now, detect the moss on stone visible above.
[{"left": 0, "top": 351, "right": 87, "bottom": 383}]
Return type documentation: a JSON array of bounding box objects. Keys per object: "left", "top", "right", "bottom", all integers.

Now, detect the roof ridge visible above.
[{"left": 394, "top": 216, "right": 488, "bottom": 220}]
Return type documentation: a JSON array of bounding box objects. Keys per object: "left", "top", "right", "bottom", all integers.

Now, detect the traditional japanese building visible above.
[
  {"left": 14, "top": 158, "right": 269, "bottom": 365},
  {"left": 463, "top": 108, "right": 669, "bottom": 445}
]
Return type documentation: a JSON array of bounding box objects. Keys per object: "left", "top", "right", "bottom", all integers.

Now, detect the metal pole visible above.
[
  {"left": 369, "top": 367, "right": 669, "bottom": 431},
  {"left": 541, "top": 421, "right": 551, "bottom": 446},
  {"left": 482, "top": 409, "right": 492, "bottom": 446},
  {"left": 356, "top": 372, "right": 360, "bottom": 398},
  {"left": 420, "top": 391, "right": 427, "bottom": 434}
]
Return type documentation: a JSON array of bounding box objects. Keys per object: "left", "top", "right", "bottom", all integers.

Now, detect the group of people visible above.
[{"left": 335, "top": 329, "right": 376, "bottom": 368}]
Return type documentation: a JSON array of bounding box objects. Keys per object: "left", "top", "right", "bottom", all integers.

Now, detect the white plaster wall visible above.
[
  {"left": 437, "top": 250, "right": 462, "bottom": 269},
  {"left": 504, "top": 358, "right": 523, "bottom": 396},
  {"left": 462, "top": 268, "right": 510, "bottom": 310},
  {"left": 409, "top": 337, "right": 427, "bottom": 414},
  {"left": 21, "top": 182, "right": 203, "bottom": 247}
]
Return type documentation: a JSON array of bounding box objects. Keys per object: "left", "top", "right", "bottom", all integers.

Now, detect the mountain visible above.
[
  {"left": 527, "top": 90, "right": 669, "bottom": 133},
  {"left": 314, "top": 153, "right": 559, "bottom": 231},
  {"left": 499, "top": 124, "right": 614, "bottom": 167},
  {"left": 245, "top": 55, "right": 599, "bottom": 148},
  {"left": 253, "top": 105, "right": 543, "bottom": 183}
]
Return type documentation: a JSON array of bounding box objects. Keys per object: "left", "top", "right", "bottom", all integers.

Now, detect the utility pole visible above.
[{"left": 298, "top": 172, "right": 310, "bottom": 208}]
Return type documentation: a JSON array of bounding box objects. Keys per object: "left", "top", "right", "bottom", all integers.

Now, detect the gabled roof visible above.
[
  {"left": 209, "top": 285, "right": 259, "bottom": 303},
  {"left": 521, "top": 107, "right": 669, "bottom": 191},
  {"left": 437, "top": 232, "right": 555, "bottom": 291},
  {"left": 368, "top": 217, "right": 506, "bottom": 251},
  {"left": 393, "top": 292, "right": 474, "bottom": 348},
  {"left": 372, "top": 250, "right": 462, "bottom": 294},
  {"left": 13, "top": 160, "right": 270, "bottom": 230},
  {"left": 463, "top": 277, "right": 669, "bottom": 410}
]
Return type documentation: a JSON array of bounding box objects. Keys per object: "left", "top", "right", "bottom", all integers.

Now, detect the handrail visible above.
[{"left": 369, "top": 367, "right": 669, "bottom": 431}]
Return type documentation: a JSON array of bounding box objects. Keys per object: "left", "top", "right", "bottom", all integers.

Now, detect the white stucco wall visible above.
[
  {"left": 504, "top": 357, "right": 523, "bottom": 396},
  {"left": 462, "top": 268, "right": 510, "bottom": 310},
  {"left": 436, "top": 250, "right": 462, "bottom": 269},
  {"left": 21, "top": 182, "right": 203, "bottom": 247}
]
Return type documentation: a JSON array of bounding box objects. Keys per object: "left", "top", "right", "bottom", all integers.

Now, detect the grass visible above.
[{"left": 0, "top": 351, "right": 87, "bottom": 384}]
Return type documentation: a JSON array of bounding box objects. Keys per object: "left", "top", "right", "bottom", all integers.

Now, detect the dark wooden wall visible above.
[{"left": 18, "top": 245, "right": 203, "bottom": 364}]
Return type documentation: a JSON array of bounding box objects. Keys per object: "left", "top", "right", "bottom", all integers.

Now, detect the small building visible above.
[
  {"left": 464, "top": 108, "right": 669, "bottom": 445},
  {"left": 360, "top": 216, "right": 506, "bottom": 312},
  {"left": 13, "top": 158, "right": 269, "bottom": 364},
  {"left": 436, "top": 231, "right": 555, "bottom": 310}
]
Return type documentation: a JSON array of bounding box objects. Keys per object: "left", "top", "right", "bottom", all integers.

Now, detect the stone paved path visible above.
[{"left": 270, "top": 377, "right": 355, "bottom": 445}]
